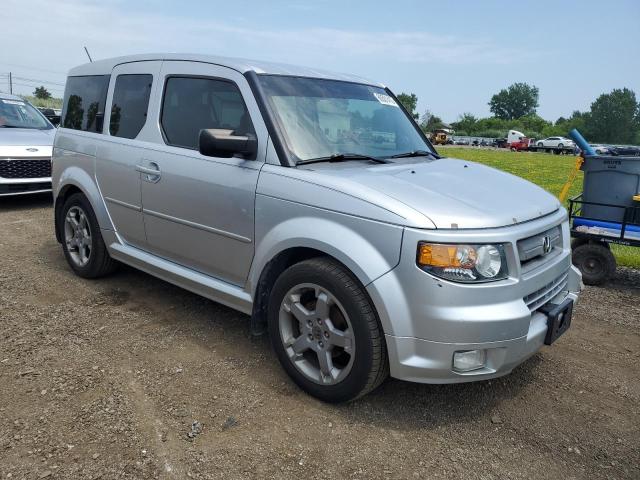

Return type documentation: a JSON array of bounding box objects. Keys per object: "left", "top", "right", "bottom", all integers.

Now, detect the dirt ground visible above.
[{"left": 1, "top": 193, "right": 638, "bottom": 480}]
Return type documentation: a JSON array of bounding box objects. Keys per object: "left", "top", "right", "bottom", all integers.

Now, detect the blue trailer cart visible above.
[{"left": 567, "top": 130, "right": 640, "bottom": 285}]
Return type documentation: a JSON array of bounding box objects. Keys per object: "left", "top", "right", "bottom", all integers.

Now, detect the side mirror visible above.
[{"left": 199, "top": 129, "right": 257, "bottom": 159}]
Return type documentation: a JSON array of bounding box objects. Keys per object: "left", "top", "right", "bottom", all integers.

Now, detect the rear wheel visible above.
[
  {"left": 61, "top": 193, "right": 117, "bottom": 278},
  {"left": 268, "top": 258, "right": 388, "bottom": 402},
  {"left": 572, "top": 243, "right": 616, "bottom": 286}
]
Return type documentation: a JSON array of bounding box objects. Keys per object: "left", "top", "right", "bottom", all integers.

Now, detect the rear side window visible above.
[
  {"left": 61, "top": 75, "right": 110, "bottom": 132},
  {"left": 161, "top": 77, "right": 254, "bottom": 150},
  {"left": 109, "top": 74, "right": 153, "bottom": 139}
]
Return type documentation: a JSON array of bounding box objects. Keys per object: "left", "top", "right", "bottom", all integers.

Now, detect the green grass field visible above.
[
  {"left": 440, "top": 146, "right": 640, "bottom": 269},
  {"left": 22, "top": 95, "right": 63, "bottom": 109}
]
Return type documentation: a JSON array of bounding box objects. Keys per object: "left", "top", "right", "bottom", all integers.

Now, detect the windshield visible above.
[
  {"left": 258, "top": 75, "right": 433, "bottom": 163},
  {"left": 0, "top": 98, "right": 52, "bottom": 129}
]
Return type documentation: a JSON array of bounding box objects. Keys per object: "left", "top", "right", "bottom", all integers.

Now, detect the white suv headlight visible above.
[{"left": 417, "top": 242, "right": 509, "bottom": 283}]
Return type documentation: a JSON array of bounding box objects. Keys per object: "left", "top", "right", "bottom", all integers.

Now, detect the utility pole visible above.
[{"left": 8, "top": 72, "right": 12, "bottom": 94}]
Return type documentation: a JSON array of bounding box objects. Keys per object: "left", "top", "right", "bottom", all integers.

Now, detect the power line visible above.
[
  {"left": 7, "top": 77, "right": 65, "bottom": 88},
  {"left": 0, "top": 72, "right": 66, "bottom": 87},
  {"left": 0, "top": 72, "right": 66, "bottom": 96},
  {"left": 0, "top": 62, "right": 67, "bottom": 76},
  {"left": 0, "top": 66, "right": 69, "bottom": 97},
  {"left": 13, "top": 75, "right": 65, "bottom": 87}
]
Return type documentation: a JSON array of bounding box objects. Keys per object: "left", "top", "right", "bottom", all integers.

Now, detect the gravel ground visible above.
[{"left": 1, "top": 194, "right": 639, "bottom": 480}]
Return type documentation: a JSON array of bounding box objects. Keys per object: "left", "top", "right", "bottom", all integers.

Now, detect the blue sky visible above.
[{"left": 2, "top": 0, "right": 639, "bottom": 122}]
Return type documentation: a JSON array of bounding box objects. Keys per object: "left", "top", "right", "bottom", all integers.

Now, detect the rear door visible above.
[
  {"left": 139, "top": 61, "right": 268, "bottom": 286},
  {"left": 96, "top": 61, "right": 161, "bottom": 248}
]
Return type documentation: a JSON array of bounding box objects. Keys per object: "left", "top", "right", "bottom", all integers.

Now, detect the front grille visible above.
[
  {"left": 517, "top": 225, "right": 563, "bottom": 273},
  {"left": 0, "top": 157, "right": 51, "bottom": 179},
  {"left": 518, "top": 225, "right": 562, "bottom": 262},
  {"left": 524, "top": 270, "right": 569, "bottom": 312}
]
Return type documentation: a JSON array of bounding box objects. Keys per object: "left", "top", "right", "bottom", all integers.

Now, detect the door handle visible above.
[{"left": 135, "top": 162, "right": 161, "bottom": 183}]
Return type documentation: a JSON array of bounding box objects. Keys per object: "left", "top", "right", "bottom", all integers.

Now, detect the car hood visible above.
[
  {"left": 0, "top": 128, "right": 55, "bottom": 157},
  {"left": 308, "top": 157, "right": 561, "bottom": 229},
  {"left": 0, "top": 127, "right": 55, "bottom": 146}
]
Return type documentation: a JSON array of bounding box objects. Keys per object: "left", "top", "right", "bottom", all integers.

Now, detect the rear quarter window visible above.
[
  {"left": 61, "top": 75, "right": 110, "bottom": 133},
  {"left": 109, "top": 74, "right": 153, "bottom": 139}
]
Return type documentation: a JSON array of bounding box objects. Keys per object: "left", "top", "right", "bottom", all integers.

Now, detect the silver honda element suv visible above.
[{"left": 52, "top": 54, "right": 582, "bottom": 402}]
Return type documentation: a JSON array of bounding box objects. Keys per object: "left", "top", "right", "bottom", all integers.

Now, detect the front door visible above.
[{"left": 139, "top": 61, "right": 267, "bottom": 286}]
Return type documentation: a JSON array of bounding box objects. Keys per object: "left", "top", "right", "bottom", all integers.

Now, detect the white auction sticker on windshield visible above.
[
  {"left": 373, "top": 92, "right": 398, "bottom": 107},
  {"left": 1, "top": 99, "right": 25, "bottom": 105}
]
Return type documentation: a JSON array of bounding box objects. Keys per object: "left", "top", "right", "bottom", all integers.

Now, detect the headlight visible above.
[{"left": 417, "top": 242, "right": 509, "bottom": 283}]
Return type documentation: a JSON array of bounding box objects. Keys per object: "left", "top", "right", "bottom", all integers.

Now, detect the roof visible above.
[
  {"left": 68, "top": 53, "right": 383, "bottom": 87},
  {"left": 0, "top": 92, "right": 25, "bottom": 101}
]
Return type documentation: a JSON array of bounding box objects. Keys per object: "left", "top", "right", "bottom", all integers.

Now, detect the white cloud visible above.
[{"left": 1, "top": 0, "right": 528, "bottom": 84}]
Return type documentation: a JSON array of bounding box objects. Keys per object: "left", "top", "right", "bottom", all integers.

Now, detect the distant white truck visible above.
[{"left": 507, "top": 130, "right": 526, "bottom": 145}]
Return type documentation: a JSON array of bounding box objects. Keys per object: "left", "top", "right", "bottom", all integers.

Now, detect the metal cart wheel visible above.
[{"left": 572, "top": 242, "right": 617, "bottom": 286}]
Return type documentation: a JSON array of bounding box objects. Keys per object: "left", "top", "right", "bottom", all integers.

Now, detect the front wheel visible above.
[{"left": 268, "top": 258, "right": 388, "bottom": 402}]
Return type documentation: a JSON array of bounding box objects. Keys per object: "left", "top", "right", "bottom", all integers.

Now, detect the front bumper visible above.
[
  {"left": 384, "top": 286, "right": 579, "bottom": 383},
  {"left": 367, "top": 209, "right": 583, "bottom": 383},
  {"left": 0, "top": 177, "right": 52, "bottom": 196}
]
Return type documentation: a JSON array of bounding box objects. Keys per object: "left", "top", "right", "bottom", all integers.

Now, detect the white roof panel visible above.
[{"left": 68, "top": 53, "right": 383, "bottom": 87}]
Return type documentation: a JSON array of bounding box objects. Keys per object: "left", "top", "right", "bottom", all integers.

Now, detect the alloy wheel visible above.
[
  {"left": 278, "top": 283, "right": 355, "bottom": 385},
  {"left": 64, "top": 206, "right": 92, "bottom": 267}
]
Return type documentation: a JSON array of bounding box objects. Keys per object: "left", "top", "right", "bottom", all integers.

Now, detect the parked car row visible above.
[
  {"left": 606, "top": 145, "right": 640, "bottom": 156},
  {"left": 450, "top": 137, "right": 507, "bottom": 148}
]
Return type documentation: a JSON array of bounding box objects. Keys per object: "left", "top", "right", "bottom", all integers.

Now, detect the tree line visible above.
[{"left": 397, "top": 84, "right": 640, "bottom": 145}]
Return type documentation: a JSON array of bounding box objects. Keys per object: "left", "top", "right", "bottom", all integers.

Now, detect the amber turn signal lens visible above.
[
  {"left": 418, "top": 243, "right": 478, "bottom": 268},
  {"left": 418, "top": 244, "right": 461, "bottom": 268}
]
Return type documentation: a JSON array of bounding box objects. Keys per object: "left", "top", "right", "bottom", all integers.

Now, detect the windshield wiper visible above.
[
  {"left": 389, "top": 150, "right": 440, "bottom": 159},
  {"left": 0, "top": 125, "right": 20, "bottom": 128},
  {"left": 297, "top": 153, "right": 389, "bottom": 166}
]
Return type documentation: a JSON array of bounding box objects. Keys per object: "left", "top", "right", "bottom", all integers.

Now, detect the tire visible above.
[
  {"left": 537, "top": 142, "right": 544, "bottom": 147},
  {"left": 60, "top": 193, "right": 117, "bottom": 279},
  {"left": 267, "top": 258, "right": 388, "bottom": 403},
  {"left": 572, "top": 243, "right": 616, "bottom": 286},
  {"left": 558, "top": 143, "right": 564, "bottom": 148}
]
